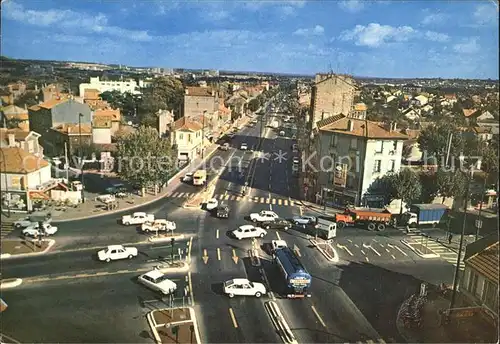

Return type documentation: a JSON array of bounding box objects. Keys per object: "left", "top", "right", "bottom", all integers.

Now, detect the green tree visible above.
[
  {"left": 116, "top": 126, "right": 176, "bottom": 195},
  {"left": 417, "top": 123, "right": 464, "bottom": 162},
  {"left": 137, "top": 77, "right": 184, "bottom": 126},
  {"left": 392, "top": 169, "right": 422, "bottom": 213},
  {"left": 247, "top": 98, "right": 260, "bottom": 112},
  {"left": 14, "top": 92, "right": 38, "bottom": 108},
  {"left": 435, "top": 169, "right": 467, "bottom": 203},
  {"left": 99, "top": 90, "right": 123, "bottom": 109},
  {"left": 419, "top": 172, "right": 439, "bottom": 203}
]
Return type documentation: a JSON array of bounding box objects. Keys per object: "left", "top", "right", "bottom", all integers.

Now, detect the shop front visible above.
[{"left": 1, "top": 190, "right": 28, "bottom": 212}]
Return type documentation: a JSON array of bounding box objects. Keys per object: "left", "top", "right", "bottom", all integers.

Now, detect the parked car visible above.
[
  {"left": 260, "top": 218, "right": 292, "bottom": 230},
  {"left": 122, "top": 212, "right": 154, "bottom": 225},
  {"left": 279, "top": 130, "right": 285, "bottom": 136},
  {"left": 292, "top": 157, "right": 300, "bottom": 164},
  {"left": 249, "top": 210, "right": 279, "bottom": 223},
  {"left": 216, "top": 204, "right": 230, "bottom": 218},
  {"left": 232, "top": 225, "right": 267, "bottom": 240},
  {"left": 97, "top": 245, "right": 138, "bottom": 262},
  {"left": 206, "top": 198, "right": 219, "bottom": 211},
  {"left": 13, "top": 214, "right": 51, "bottom": 229},
  {"left": 240, "top": 143, "right": 248, "bottom": 150},
  {"left": 22, "top": 223, "right": 58, "bottom": 237},
  {"left": 220, "top": 143, "right": 230, "bottom": 151},
  {"left": 138, "top": 270, "right": 177, "bottom": 295},
  {"left": 292, "top": 215, "right": 317, "bottom": 225},
  {"left": 224, "top": 278, "right": 267, "bottom": 298},
  {"left": 141, "top": 219, "right": 176, "bottom": 232}
]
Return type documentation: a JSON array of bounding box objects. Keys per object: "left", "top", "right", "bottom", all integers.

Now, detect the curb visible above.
[
  {"left": 395, "top": 297, "right": 414, "bottom": 343},
  {"left": 147, "top": 307, "right": 201, "bottom": 344},
  {"left": 265, "top": 301, "right": 298, "bottom": 344},
  {"left": 400, "top": 239, "right": 440, "bottom": 259},
  {"left": 310, "top": 239, "right": 339, "bottom": 262},
  {"left": 0, "top": 239, "right": 55, "bottom": 260},
  {"left": 0, "top": 278, "right": 23, "bottom": 290},
  {"left": 51, "top": 144, "right": 220, "bottom": 224},
  {"left": 299, "top": 200, "right": 343, "bottom": 216},
  {"left": 148, "top": 234, "right": 186, "bottom": 243}
]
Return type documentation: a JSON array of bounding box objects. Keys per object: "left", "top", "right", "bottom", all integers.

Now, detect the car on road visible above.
[
  {"left": 292, "top": 164, "right": 299, "bottom": 173},
  {"left": 292, "top": 144, "right": 299, "bottom": 153},
  {"left": 138, "top": 270, "right": 177, "bottom": 295},
  {"left": 220, "top": 143, "right": 230, "bottom": 151},
  {"left": 260, "top": 218, "right": 292, "bottom": 230},
  {"left": 271, "top": 240, "right": 288, "bottom": 253},
  {"left": 223, "top": 278, "right": 267, "bottom": 298},
  {"left": 292, "top": 157, "right": 300, "bottom": 164},
  {"left": 122, "top": 212, "right": 154, "bottom": 226},
  {"left": 22, "top": 223, "right": 58, "bottom": 237},
  {"left": 249, "top": 210, "right": 279, "bottom": 223},
  {"left": 232, "top": 225, "right": 267, "bottom": 240},
  {"left": 182, "top": 173, "right": 193, "bottom": 183},
  {"left": 141, "top": 219, "right": 176, "bottom": 233},
  {"left": 205, "top": 198, "right": 219, "bottom": 211},
  {"left": 292, "top": 215, "right": 317, "bottom": 225},
  {"left": 216, "top": 204, "right": 230, "bottom": 218},
  {"left": 98, "top": 245, "right": 138, "bottom": 262},
  {"left": 279, "top": 130, "right": 285, "bottom": 136},
  {"left": 240, "top": 143, "right": 248, "bottom": 150}
]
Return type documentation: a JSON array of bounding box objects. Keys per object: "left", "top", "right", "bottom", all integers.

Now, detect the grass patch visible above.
[{"left": 0, "top": 239, "right": 50, "bottom": 255}]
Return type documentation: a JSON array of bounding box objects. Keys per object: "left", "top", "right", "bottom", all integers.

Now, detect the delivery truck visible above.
[
  {"left": 274, "top": 247, "right": 312, "bottom": 298},
  {"left": 403, "top": 204, "right": 448, "bottom": 227}
]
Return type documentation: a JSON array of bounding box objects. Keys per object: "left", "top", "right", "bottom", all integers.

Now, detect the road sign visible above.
[{"left": 475, "top": 219, "right": 483, "bottom": 229}]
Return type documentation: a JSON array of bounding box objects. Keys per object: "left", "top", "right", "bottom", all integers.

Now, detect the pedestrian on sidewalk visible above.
[{"left": 448, "top": 233, "right": 453, "bottom": 245}]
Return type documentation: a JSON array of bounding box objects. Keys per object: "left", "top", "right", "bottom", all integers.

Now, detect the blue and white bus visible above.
[{"left": 274, "top": 247, "right": 312, "bottom": 298}]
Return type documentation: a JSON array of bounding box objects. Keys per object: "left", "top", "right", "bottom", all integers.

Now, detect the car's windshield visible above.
[{"left": 153, "top": 275, "right": 170, "bottom": 284}]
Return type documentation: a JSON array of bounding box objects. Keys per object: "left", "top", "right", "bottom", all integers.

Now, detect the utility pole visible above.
[
  {"left": 78, "top": 113, "right": 85, "bottom": 203},
  {"left": 445, "top": 132, "right": 453, "bottom": 167},
  {"left": 449, "top": 164, "right": 473, "bottom": 314},
  {"left": 64, "top": 141, "right": 69, "bottom": 182}
]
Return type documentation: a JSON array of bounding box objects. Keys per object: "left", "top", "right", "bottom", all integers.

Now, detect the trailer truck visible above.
[
  {"left": 403, "top": 204, "right": 448, "bottom": 227},
  {"left": 334, "top": 207, "right": 394, "bottom": 231}
]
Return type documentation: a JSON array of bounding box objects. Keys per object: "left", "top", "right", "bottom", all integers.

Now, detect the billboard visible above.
[{"left": 333, "top": 163, "right": 347, "bottom": 188}]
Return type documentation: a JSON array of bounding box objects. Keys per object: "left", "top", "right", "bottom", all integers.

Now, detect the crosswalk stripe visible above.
[
  {"left": 224, "top": 195, "right": 230, "bottom": 201},
  {"left": 260, "top": 197, "right": 265, "bottom": 203},
  {"left": 236, "top": 196, "right": 242, "bottom": 201},
  {"left": 283, "top": 200, "right": 289, "bottom": 206},
  {"left": 272, "top": 199, "right": 276, "bottom": 205},
  {"left": 290, "top": 200, "right": 294, "bottom": 206},
  {"left": 265, "top": 198, "right": 270, "bottom": 204},
  {"left": 171, "top": 192, "right": 180, "bottom": 197},
  {"left": 278, "top": 199, "right": 282, "bottom": 205}
]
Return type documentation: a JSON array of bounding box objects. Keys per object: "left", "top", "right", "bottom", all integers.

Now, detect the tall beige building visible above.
[{"left": 309, "top": 74, "right": 356, "bottom": 129}]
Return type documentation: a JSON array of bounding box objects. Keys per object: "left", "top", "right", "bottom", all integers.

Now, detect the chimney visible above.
[
  {"left": 8, "top": 134, "right": 16, "bottom": 147},
  {"left": 393, "top": 122, "right": 397, "bottom": 132},
  {"left": 348, "top": 120, "right": 354, "bottom": 132},
  {"left": 24, "top": 104, "right": 27, "bottom": 110},
  {"left": 68, "top": 127, "right": 71, "bottom": 134},
  {"left": 321, "top": 111, "right": 325, "bottom": 121}
]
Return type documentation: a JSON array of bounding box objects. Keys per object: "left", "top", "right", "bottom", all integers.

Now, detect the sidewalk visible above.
[
  {"left": 45, "top": 143, "right": 220, "bottom": 223},
  {"left": 299, "top": 200, "right": 343, "bottom": 216},
  {"left": 396, "top": 289, "right": 497, "bottom": 343}
]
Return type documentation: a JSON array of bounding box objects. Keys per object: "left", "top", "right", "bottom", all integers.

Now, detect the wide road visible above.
[{"left": 1, "top": 272, "right": 190, "bottom": 343}]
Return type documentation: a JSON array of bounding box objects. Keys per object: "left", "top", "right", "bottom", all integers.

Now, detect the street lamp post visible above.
[{"left": 78, "top": 113, "right": 85, "bottom": 203}]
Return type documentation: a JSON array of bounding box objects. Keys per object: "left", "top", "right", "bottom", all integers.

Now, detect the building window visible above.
[
  {"left": 350, "top": 138, "right": 357, "bottom": 150},
  {"left": 331, "top": 135, "right": 338, "bottom": 147},
  {"left": 392, "top": 141, "right": 397, "bottom": 151},
  {"left": 179, "top": 133, "right": 183, "bottom": 140},
  {"left": 468, "top": 271, "right": 479, "bottom": 296},
  {"left": 375, "top": 141, "right": 383, "bottom": 153},
  {"left": 373, "top": 160, "right": 381, "bottom": 173},
  {"left": 388, "top": 160, "right": 396, "bottom": 172},
  {"left": 482, "top": 279, "right": 498, "bottom": 310}
]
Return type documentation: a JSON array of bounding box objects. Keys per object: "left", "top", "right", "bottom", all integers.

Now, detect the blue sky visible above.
[{"left": 2, "top": 0, "right": 499, "bottom": 78}]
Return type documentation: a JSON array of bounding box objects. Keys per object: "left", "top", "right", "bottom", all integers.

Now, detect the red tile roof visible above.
[
  {"left": 172, "top": 117, "right": 203, "bottom": 132},
  {"left": 0, "top": 147, "right": 49, "bottom": 173},
  {"left": 318, "top": 115, "right": 408, "bottom": 139},
  {"left": 185, "top": 87, "right": 214, "bottom": 97},
  {"left": 466, "top": 242, "right": 499, "bottom": 283}
]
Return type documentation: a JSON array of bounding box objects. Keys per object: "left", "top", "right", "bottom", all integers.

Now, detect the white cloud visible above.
[
  {"left": 473, "top": 4, "right": 498, "bottom": 26},
  {"left": 52, "top": 34, "right": 90, "bottom": 45},
  {"left": 339, "top": 23, "right": 417, "bottom": 47},
  {"left": 293, "top": 25, "right": 324, "bottom": 37},
  {"left": 453, "top": 37, "right": 480, "bottom": 54},
  {"left": 425, "top": 31, "right": 450, "bottom": 42},
  {"left": 3, "top": 1, "right": 153, "bottom": 42},
  {"left": 421, "top": 12, "right": 448, "bottom": 26},
  {"left": 243, "top": 0, "right": 305, "bottom": 11},
  {"left": 204, "top": 9, "right": 230, "bottom": 21},
  {"left": 338, "top": 0, "right": 365, "bottom": 13}
]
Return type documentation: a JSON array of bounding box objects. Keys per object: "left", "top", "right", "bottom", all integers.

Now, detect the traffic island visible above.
[
  {"left": 0, "top": 239, "right": 55, "bottom": 259},
  {"left": 148, "top": 234, "right": 186, "bottom": 243},
  {"left": 310, "top": 238, "right": 339, "bottom": 262},
  {"left": 147, "top": 307, "right": 201, "bottom": 344},
  {"left": 401, "top": 239, "right": 440, "bottom": 259},
  {"left": 0, "top": 278, "right": 23, "bottom": 290}
]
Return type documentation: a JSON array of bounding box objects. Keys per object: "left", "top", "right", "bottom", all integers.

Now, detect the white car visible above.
[
  {"left": 98, "top": 245, "right": 138, "bottom": 262},
  {"left": 122, "top": 212, "right": 154, "bottom": 226},
  {"left": 293, "top": 215, "right": 317, "bottom": 225},
  {"left": 182, "top": 173, "right": 193, "bottom": 183},
  {"left": 292, "top": 157, "right": 300, "bottom": 164},
  {"left": 138, "top": 270, "right": 177, "bottom": 295},
  {"left": 271, "top": 240, "right": 288, "bottom": 252},
  {"left": 224, "top": 278, "right": 267, "bottom": 298},
  {"left": 206, "top": 198, "right": 219, "bottom": 211},
  {"left": 232, "top": 225, "right": 267, "bottom": 240},
  {"left": 249, "top": 210, "right": 279, "bottom": 223},
  {"left": 141, "top": 219, "right": 176, "bottom": 232},
  {"left": 13, "top": 217, "right": 37, "bottom": 229},
  {"left": 22, "top": 223, "right": 58, "bottom": 237},
  {"left": 240, "top": 143, "right": 248, "bottom": 150},
  {"left": 220, "top": 143, "right": 230, "bottom": 151},
  {"left": 279, "top": 130, "right": 285, "bottom": 136}
]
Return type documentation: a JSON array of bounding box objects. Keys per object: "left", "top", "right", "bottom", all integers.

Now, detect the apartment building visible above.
[
  {"left": 182, "top": 86, "right": 219, "bottom": 138},
  {"left": 1, "top": 105, "right": 30, "bottom": 131},
  {"left": 309, "top": 73, "right": 356, "bottom": 129},
  {"left": 307, "top": 114, "right": 407, "bottom": 208},
  {"left": 79, "top": 77, "right": 141, "bottom": 97},
  {"left": 170, "top": 117, "right": 203, "bottom": 163}
]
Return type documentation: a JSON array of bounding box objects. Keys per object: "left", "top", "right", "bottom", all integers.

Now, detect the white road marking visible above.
[
  {"left": 369, "top": 246, "right": 381, "bottom": 256},
  {"left": 311, "top": 305, "right": 327, "bottom": 328},
  {"left": 391, "top": 255, "right": 396, "bottom": 260},
  {"left": 216, "top": 229, "right": 219, "bottom": 239},
  {"left": 276, "top": 232, "right": 281, "bottom": 240},
  {"left": 361, "top": 250, "right": 366, "bottom": 255},
  {"left": 337, "top": 243, "right": 353, "bottom": 256}
]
